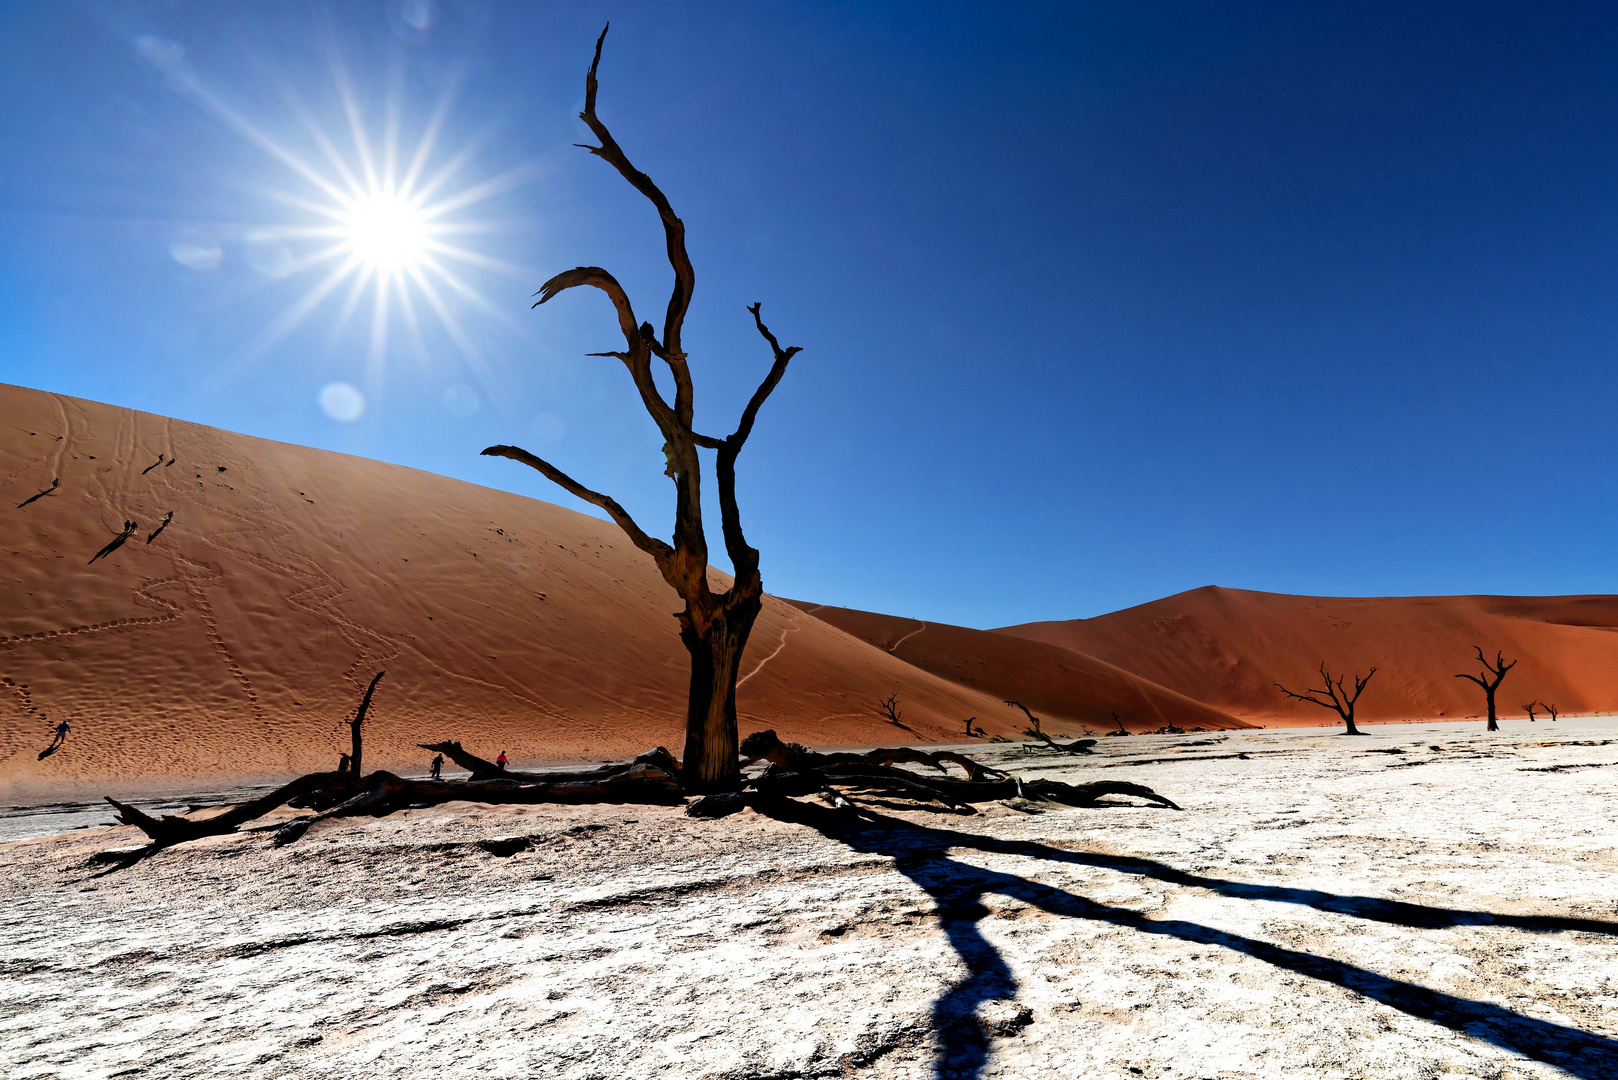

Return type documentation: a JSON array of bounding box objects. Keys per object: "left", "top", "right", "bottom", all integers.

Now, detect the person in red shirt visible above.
[{"left": 495, "top": 750, "right": 508, "bottom": 771}]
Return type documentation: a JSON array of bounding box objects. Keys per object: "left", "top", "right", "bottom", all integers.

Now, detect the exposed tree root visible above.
[
  {"left": 98, "top": 731, "right": 1177, "bottom": 862},
  {"left": 104, "top": 756, "right": 684, "bottom": 854},
  {"left": 704, "top": 730, "right": 1181, "bottom": 819}
]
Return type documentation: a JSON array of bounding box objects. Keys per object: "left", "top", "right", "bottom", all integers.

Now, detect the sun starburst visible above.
[{"left": 137, "top": 33, "right": 536, "bottom": 410}]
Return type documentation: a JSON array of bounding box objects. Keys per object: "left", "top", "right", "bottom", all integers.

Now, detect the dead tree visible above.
[
  {"left": 879, "top": 693, "right": 904, "bottom": 726},
  {"left": 347, "top": 671, "right": 384, "bottom": 777},
  {"left": 481, "top": 26, "right": 800, "bottom": 792},
  {"left": 1004, "top": 700, "right": 1041, "bottom": 736},
  {"left": 962, "top": 716, "right": 978, "bottom": 737},
  {"left": 1106, "top": 710, "right": 1129, "bottom": 736},
  {"left": 1522, "top": 702, "right": 1538, "bottom": 723},
  {"left": 1455, "top": 647, "right": 1515, "bottom": 732},
  {"left": 1274, "top": 662, "right": 1377, "bottom": 736},
  {"left": 1542, "top": 701, "right": 1559, "bottom": 722}
]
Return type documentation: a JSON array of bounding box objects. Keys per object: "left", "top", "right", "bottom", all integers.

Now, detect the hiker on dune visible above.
[{"left": 38, "top": 720, "right": 69, "bottom": 760}]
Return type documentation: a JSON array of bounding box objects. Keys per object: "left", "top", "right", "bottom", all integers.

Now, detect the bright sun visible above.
[
  {"left": 145, "top": 36, "right": 538, "bottom": 388},
  {"left": 340, "top": 193, "right": 429, "bottom": 271}
]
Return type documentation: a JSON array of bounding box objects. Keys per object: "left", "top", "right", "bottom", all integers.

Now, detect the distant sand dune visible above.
[
  {"left": 787, "top": 602, "right": 1248, "bottom": 733},
  {"left": 995, "top": 585, "right": 1618, "bottom": 723}
]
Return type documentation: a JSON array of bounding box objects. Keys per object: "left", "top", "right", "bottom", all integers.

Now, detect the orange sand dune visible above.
[
  {"left": 996, "top": 585, "right": 1618, "bottom": 724},
  {"left": 788, "top": 602, "right": 1249, "bottom": 734},
  {"left": 0, "top": 384, "right": 1029, "bottom": 789}
]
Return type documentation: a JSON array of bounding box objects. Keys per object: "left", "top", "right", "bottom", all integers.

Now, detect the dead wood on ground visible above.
[{"left": 1026, "top": 730, "right": 1098, "bottom": 755}]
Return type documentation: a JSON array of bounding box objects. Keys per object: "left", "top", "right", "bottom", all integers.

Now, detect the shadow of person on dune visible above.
[{"left": 752, "top": 797, "right": 1618, "bottom": 1080}]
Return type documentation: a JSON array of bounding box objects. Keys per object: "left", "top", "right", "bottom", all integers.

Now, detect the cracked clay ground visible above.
[{"left": 4, "top": 719, "right": 1618, "bottom": 1080}]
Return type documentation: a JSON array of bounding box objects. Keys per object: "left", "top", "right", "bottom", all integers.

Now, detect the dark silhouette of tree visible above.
[
  {"left": 1004, "top": 700, "right": 1041, "bottom": 736},
  {"left": 1522, "top": 702, "right": 1538, "bottom": 723},
  {"left": 1542, "top": 701, "right": 1559, "bottom": 722},
  {"left": 1455, "top": 647, "right": 1516, "bottom": 732},
  {"left": 1109, "top": 710, "right": 1129, "bottom": 736},
  {"left": 347, "top": 671, "right": 385, "bottom": 778},
  {"left": 1274, "top": 662, "right": 1377, "bottom": 736},
  {"left": 962, "top": 716, "right": 978, "bottom": 737},
  {"left": 878, "top": 692, "right": 904, "bottom": 727},
  {"left": 482, "top": 27, "right": 801, "bottom": 792}
]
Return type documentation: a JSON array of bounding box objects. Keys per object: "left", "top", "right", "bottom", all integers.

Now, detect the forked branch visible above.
[
  {"left": 1455, "top": 645, "right": 1516, "bottom": 692},
  {"left": 710, "top": 303, "right": 802, "bottom": 577}
]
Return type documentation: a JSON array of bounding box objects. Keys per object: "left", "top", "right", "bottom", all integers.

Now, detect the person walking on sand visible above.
[
  {"left": 37, "top": 720, "right": 70, "bottom": 760},
  {"left": 496, "top": 750, "right": 508, "bottom": 771},
  {"left": 430, "top": 753, "right": 444, "bottom": 781}
]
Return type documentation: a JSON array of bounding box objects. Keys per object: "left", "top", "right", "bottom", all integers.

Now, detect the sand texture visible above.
[
  {"left": 997, "top": 586, "right": 1618, "bottom": 724},
  {"left": 788, "top": 602, "right": 1248, "bottom": 733},
  {"left": 0, "top": 384, "right": 1038, "bottom": 790},
  {"left": 4, "top": 720, "right": 1617, "bottom": 1079}
]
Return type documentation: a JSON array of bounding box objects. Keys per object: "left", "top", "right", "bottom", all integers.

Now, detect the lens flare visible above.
[{"left": 318, "top": 381, "right": 365, "bottom": 422}]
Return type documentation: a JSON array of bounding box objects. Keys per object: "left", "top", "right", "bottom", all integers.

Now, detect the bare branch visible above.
[
  {"left": 1347, "top": 666, "right": 1377, "bottom": 705},
  {"left": 1003, "top": 699, "right": 1042, "bottom": 735},
  {"left": 1274, "top": 683, "right": 1340, "bottom": 713},
  {"left": 481, "top": 444, "right": 672, "bottom": 566},
  {"left": 705, "top": 303, "right": 803, "bottom": 584},
  {"left": 576, "top": 24, "right": 697, "bottom": 422},
  {"left": 732, "top": 303, "right": 802, "bottom": 449},
  {"left": 534, "top": 266, "right": 641, "bottom": 346}
]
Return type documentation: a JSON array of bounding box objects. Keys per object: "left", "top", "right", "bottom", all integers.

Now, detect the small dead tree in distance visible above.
[
  {"left": 878, "top": 692, "right": 903, "bottom": 726},
  {"left": 1274, "top": 662, "right": 1376, "bottom": 736},
  {"left": 1542, "top": 701, "right": 1559, "bottom": 722},
  {"left": 1455, "top": 646, "right": 1515, "bottom": 732},
  {"left": 482, "top": 26, "right": 801, "bottom": 792},
  {"left": 1522, "top": 702, "right": 1538, "bottom": 723}
]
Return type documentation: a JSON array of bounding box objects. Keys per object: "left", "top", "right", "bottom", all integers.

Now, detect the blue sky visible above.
[{"left": 3, "top": 1, "right": 1617, "bottom": 627}]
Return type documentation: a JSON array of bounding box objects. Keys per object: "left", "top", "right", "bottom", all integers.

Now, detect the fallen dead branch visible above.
[
  {"left": 722, "top": 730, "right": 1178, "bottom": 818},
  {"left": 98, "top": 714, "right": 1177, "bottom": 862},
  {"left": 1025, "top": 730, "right": 1097, "bottom": 755}
]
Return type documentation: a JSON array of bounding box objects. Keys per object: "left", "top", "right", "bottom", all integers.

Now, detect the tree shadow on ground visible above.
[{"left": 753, "top": 797, "right": 1618, "bottom": 1080}]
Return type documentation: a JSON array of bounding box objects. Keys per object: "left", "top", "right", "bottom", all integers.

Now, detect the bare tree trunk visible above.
[
  {"left": 1485, "top": 687, "right": 1498, "bottom": 731},
  {"left": 349, "top": 671, "right": 384, "bottom": 778},
  {"left": 680, "top": 599, "right": 756, "bottom": 792}
]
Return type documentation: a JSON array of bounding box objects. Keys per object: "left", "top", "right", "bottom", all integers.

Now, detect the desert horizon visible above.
[{"left": 6, "top": 383, "right": 1610, "bottom": 797}]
